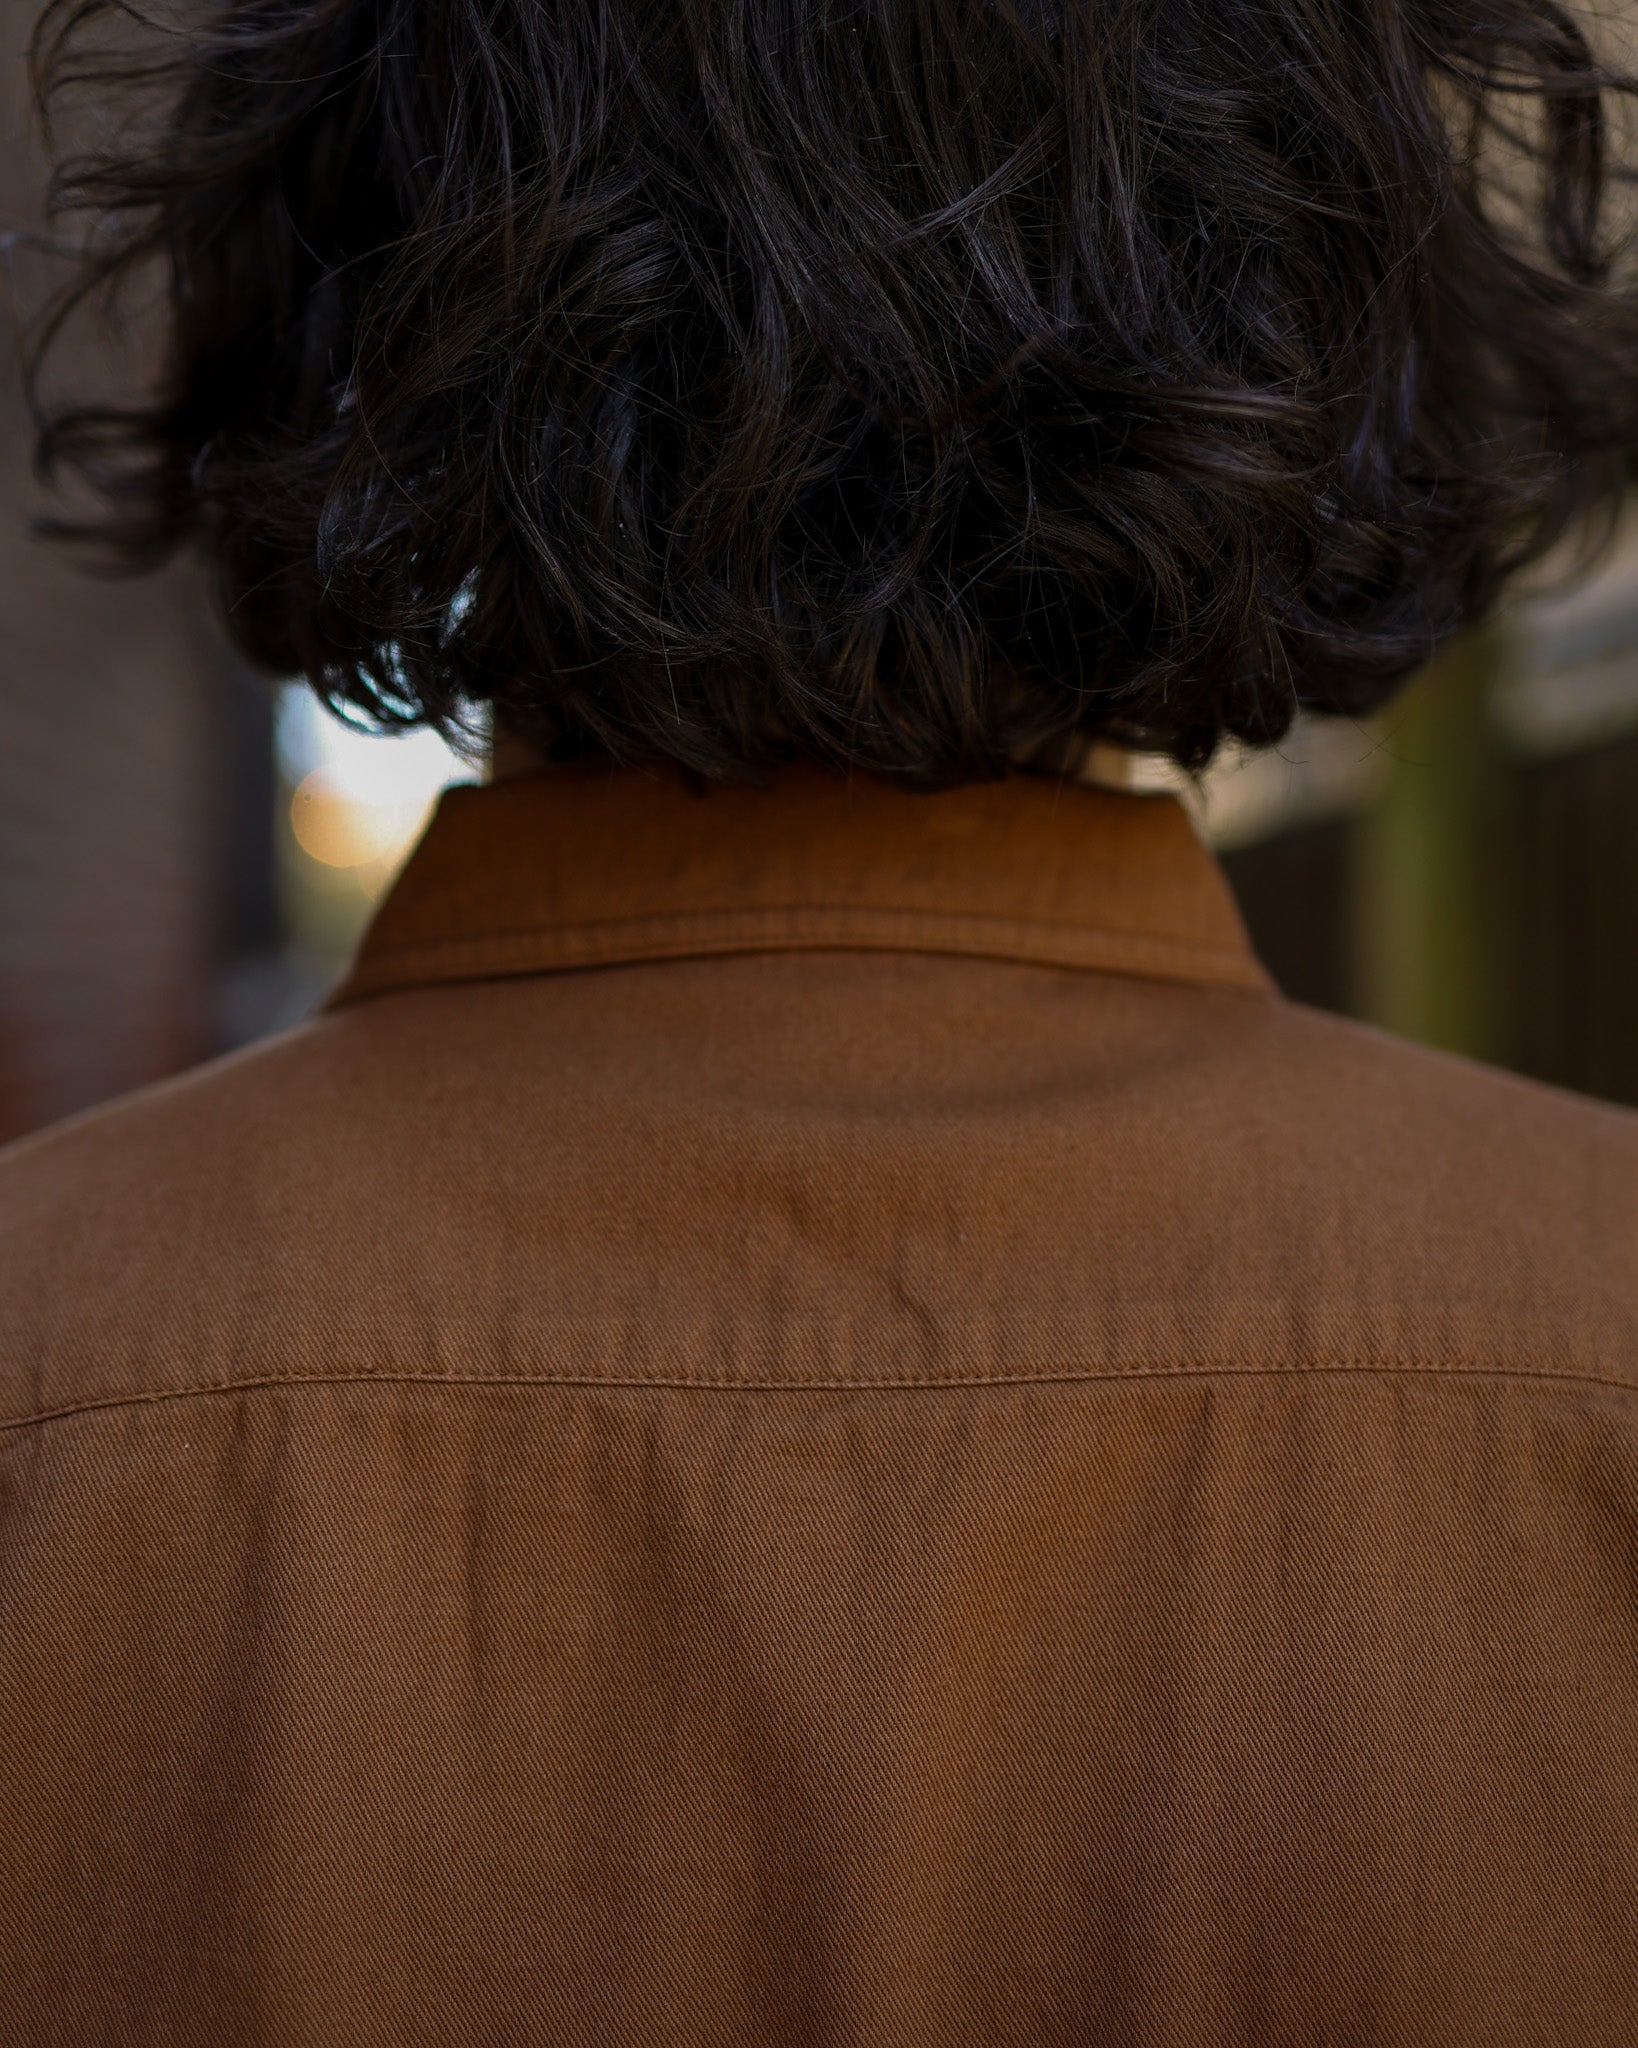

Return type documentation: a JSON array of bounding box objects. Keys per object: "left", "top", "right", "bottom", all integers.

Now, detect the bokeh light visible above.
[
  {"left": 278, "top": 690, "right": 480, "bottom": 882},
  {"left": 275, "top": 687, "right": 484, "bottom": 961}
]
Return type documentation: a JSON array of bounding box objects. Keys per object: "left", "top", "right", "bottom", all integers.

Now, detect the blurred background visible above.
[{"left": 3, "top": 14, "right": 1637, "bottom": 1146}]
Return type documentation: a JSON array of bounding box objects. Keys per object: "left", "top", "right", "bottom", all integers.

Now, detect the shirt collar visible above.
[{"left": 326, "top": 761, "right": 1272, "bottom": 1008}]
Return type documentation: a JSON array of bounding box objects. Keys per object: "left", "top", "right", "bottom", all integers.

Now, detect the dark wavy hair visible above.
[{"left": 17, "top": 0, "right": 1638, "bottom": 778}]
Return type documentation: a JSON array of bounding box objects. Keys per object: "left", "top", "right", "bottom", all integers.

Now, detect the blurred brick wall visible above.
[{"left": 0, "top": 2, "right": 239, "bottom": 1144}]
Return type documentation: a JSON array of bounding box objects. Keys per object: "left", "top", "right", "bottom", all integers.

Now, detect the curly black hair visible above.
[{"left": 18, "top": 0, "right": 1638, "bottom": 779}]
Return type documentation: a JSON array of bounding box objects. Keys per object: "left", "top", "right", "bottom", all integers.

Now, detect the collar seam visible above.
[{"left": 329, "top": 903, "right": 1272, "bottom": 1007}]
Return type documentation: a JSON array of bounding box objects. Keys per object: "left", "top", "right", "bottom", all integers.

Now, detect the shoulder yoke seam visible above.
[{"left": 3, "top": 1356, "right": 1636, "bottom": 1435}]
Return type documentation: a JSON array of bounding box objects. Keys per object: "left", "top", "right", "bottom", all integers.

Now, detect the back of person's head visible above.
[{"left": 22, "top": 0, "right": 1638, "bottom": 781}]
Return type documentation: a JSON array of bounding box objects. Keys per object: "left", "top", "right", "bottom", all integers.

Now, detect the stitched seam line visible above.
[
  {"left": 357, "top": 901, "right": 1253, "bottom": 951},
  {"left": 333, "top": 939, "right": 1268, "bottom": 1005},
  {"left": 4, "top": 1357, "right": 1635, "bottom": 1436},
  {"left": 331, "top": 906, "right": 1270, "bottom": 1006}
]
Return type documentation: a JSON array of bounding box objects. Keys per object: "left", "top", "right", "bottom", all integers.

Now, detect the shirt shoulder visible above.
[
  {"left": 0, "top": 963, "right": 1634, "bottom": 1429},
  {"left": 0, "top": 1013, "right": 383, "bottom": 1428},
  {"left": 1194, "top": 989, "right": 1638, "bottom": 1378}
]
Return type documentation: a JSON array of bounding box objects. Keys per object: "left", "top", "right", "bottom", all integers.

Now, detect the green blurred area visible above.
[{"left": 1213, "top": 520, "right": 1638, "bottom": 1105}]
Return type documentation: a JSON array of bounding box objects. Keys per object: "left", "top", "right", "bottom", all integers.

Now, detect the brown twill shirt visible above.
[{"left": 3, "top": 763, "right": 1638, "bottom": 2046}]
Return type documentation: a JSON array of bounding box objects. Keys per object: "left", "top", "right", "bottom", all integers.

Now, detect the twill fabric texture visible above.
[{"left": 2, "top": 764, "right": 1637, "bottom": 2047}]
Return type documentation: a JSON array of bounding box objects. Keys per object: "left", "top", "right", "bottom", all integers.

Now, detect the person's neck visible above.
[{"left": 486, "top": 728, "right": 552, "bottom": 782}]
